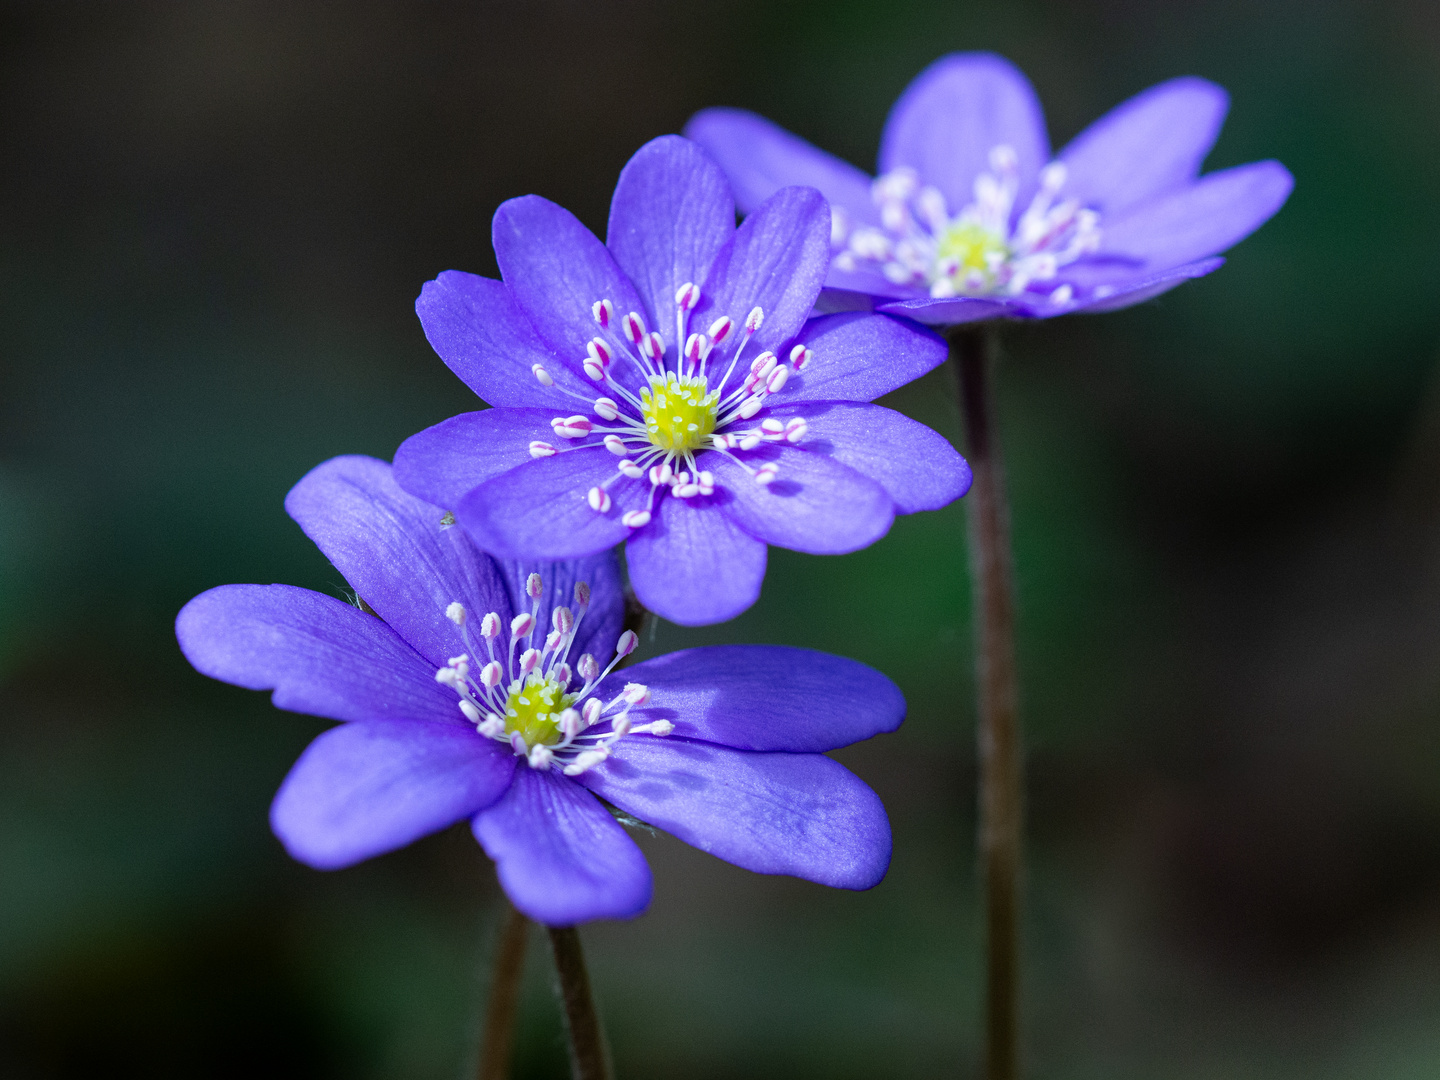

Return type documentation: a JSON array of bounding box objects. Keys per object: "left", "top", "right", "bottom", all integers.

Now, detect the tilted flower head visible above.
[
  {"left": 392, "top": 135, "right": 971, "bottom": 627},
  {"left": 686, "top": 53, "right": 1294, "bottom": 324},
  {"left": 176, "top": 456, "right": 902, "bottom": 924}
]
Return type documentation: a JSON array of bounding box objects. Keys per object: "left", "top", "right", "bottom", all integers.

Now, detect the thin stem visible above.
[
  {"left": 478, "top": 902, "right": 530, "bottom": 1080},
  {"left": 547, "top": 925, "right": 612, "bottom": 1080},
  {"left": 951, "top": 325, "right": 1023, "bottom": 1080}
]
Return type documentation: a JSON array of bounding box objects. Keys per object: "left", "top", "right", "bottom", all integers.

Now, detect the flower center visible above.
[
  {"left": 505, "top": 673, "right": 576, "bottom": 748},
  {"left": 640, "top": 372, "right": 718, "bottom": 452},
  {"left": 934, "top": 220, "right": 1010, "bottom": 292}
]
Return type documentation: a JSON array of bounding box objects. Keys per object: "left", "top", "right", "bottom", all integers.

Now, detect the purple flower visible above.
[
  {"left": 392, "top": 135, "right": 971, "bottom": 627},
  {"left": 176, "top": 456, "right": 901, "bottom": 924},
  {"left": 686, "top": 53, "right": 1293, "bottom": 324}
]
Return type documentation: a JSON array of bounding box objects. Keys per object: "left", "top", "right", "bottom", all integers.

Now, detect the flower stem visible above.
[
  {"left": 478, "top": 901, "right": 530, "bottom": 1080},
  {"left": 950, "top": 325, "right": 1023, "bottom": 1080},
  {"left": 547, "top": 925, "right": 612, "bottom": 1080}
]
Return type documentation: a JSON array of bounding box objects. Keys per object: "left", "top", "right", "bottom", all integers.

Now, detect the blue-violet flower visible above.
[
  {"left": 393, "top": 135, "right": 971, "bottom": 626},
  {"left": 176, "top": 456, "right": 901, "bottom": 924},
  {"left": 687, "top": 52, "right": 1294, "bottom": 324}
]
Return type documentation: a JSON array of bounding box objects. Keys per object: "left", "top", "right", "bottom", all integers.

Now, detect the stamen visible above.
[
  {"left": 531, "top": 363, "right": 554, "bottom": 387},
  {"left": 592, "top": 299, "right": 614, "bottom": 327},
  {"left": 529, "top": 441, "right": 558, "bottom": 458},
  {"left": 445, "top": 602, "right": 466, "bottom": 626}
]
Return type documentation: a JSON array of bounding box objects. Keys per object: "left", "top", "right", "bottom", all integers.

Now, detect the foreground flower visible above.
[
  {"left": 687, "top": 53, "right": 1293, "bottom": 323},
  {"left": 176, "top": 456, "right": 902, "bottom": 924},
  {"left": 393, "top": 134, "right": 970, "bottom": 626}
]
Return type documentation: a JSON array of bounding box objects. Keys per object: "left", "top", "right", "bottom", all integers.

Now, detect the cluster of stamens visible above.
[
  {"left": 832, "top": 145, "right": 1103, "bottom": 303},
  {"left": 525, "top": 280, "right": 815, "bottom": 530},
  {"left": 434, "top": 572, "right": 671, "bottom": 774}
]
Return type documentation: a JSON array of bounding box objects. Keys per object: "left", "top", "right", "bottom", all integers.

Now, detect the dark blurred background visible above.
[{"left": 3, "top": 1, "right": 1439, "bottom": 1076}]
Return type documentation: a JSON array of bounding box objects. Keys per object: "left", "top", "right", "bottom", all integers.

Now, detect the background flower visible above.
[
  {"left": 176, "top": 456, "right": 901, "bottom": 925},
  {"left": 687, "top": 52, "right": 1293, "bottom": 324}
]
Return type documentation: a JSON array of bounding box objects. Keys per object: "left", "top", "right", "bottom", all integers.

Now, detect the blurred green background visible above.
[{"left": 4, "top": 1, "right": 1440, "bottom": 1076}]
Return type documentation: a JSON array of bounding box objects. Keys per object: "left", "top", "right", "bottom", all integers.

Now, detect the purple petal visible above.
[
  {"left": 875, "top": 294, "right": 1020, "bottom": 326},
  {"left": 1072, "top": 256, "right": 1225, "bottom": 313},
  {"left": 1100, "top": 160, "right": 1294, "bottom": 269},
  {"left": 765, "top": 401, "right": 971, "bottom": 513},
  {"left": 694, "top": 186, "right": 831, "bottom": 357},
  {"left": 416, "top": 271, "right": 590, "bottom": 406},
  {"left": 710, "top": 445, "right": 892, "bottom": 554},
  {"left": 783, "top": 312, "right": 948, "bottom": 404},
  {"left": 393, "top": 408, "right": 560, "bottom": 512},
  {"left": 581, "top": 738, "right": 891, "bottom": 889},
  {"left": 624, "top": 496, "right": 767, "bottom": 626},
  {"left": 473, "top": 767, "right": 652, "bottom": 924},
  {"left": 607, "top": 135, "right": 735, "bottom": 333},
  {"left": 176, "top": 584, "right": 459, "bottom": 725},
  {"left": 619, "top": 644, "right": 904, "bottom": 751},
  {"left": 684, "top": 107, "right": 879, "bottom": 224},
  {"left": 491, "top": 194, "right": 652, "bottom": 389},
  {"left": 878, "top": 53, "right": 1049, "bottom": 216},
  {"left": 1059, "top": 77, "right": 1230, "bottom": 216},
  {"left": 285, "top": 455, "right": 512, "bottom": 669},
  {"left": 457, "top": 447, "right": 641, "bottom": 559},
  {"left": 272, "top": 720, "right": 515, "bottom": 870}
]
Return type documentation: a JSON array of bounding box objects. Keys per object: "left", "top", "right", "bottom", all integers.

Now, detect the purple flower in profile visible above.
[
  {"left": 176, "top": 456, "right": 900, "bottom": 924},
  {"left": 393, "top": 135, "right": 970, "bottom": 627},
  {"left": 686, "top": 53, "right": 1293, "bottom": 324}
]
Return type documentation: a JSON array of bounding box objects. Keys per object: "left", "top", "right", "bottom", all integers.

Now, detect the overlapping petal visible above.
[
  {"left": 783, "top": 312, "right": 948, "bottom": 404},
  {"left": 393, "top": 409, "right": 558, "bottom": 512},
  {"left": 474, "top": 766, "right": 652, "bottom": 924},
  {"left": 581, "top": 737, "right": 892, "bottom": 890},
  {"left": 272, "top": 720, "right": 515, "bottom": 870},
  {"left": 875, "top": 294, "right": 1019, "bottom": 326},
  {"left": 624, "top": 496, "right": 766, "bottom": 627}
]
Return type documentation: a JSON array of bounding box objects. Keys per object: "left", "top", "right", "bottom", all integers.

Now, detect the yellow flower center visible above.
[
  {"left": 504, "top": 674, "right": 576, "bottom": 748},
  {"left": 640, "top": 372, "right": 718, "bottom": 453},
  {"left": 935, "top": 221, "right": 1010, "bottom": 291}
]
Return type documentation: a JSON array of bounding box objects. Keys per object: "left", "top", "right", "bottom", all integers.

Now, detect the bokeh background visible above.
[{"left": 3, "top": 1, "right": 1439, "bottom": 1076}]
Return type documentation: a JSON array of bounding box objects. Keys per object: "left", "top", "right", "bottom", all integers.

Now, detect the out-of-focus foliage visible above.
[{"left": 3, "top": 1, "right": 1440, "bottom": 1076}]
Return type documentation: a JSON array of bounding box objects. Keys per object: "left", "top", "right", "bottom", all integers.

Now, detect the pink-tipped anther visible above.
[
  {"left": 621, "top": 509, "right": 651, "bottom": 528},
  {"left": 553, "top": 605, "right": 574, "bottom": 634},
  {"left": 592, "top": 299, "right": 614, "bottom": 327},
  {"left": 583, "top": 358, "right": 605, "bottom": 382},
  {"left": 577, "top": 653, "right": 599, "bottom": 681},
  {"left": 574, "top": 581, "right": 591, "bottom": 608},
  {"left": 543, "top": 629, "right": 563, "bottom": 655},
  {"left": 519, "top": 648, "right": 540, "bottom": 675},
  {"left": 480, "top": 612, "right": 502, "bottom": 640},
  {"left": 582, "top": 697, "right": 602, "bottom": 726},
  {"left": 643, "top": 331, "right": 665, "bottom": 361},
  {"left": 616, "top": 630, "right": 638, "bottom": 656},
  {"left": 594, "top": 397, "right": 619, "bottom": 421},
  {"left": 531, "top": 363, "right": 554, "bottom": 387},
  {"left": 510, "top": 611, "right": 535, "bottom": 638},
  {"left": 618, "top": 460, "right": 644, "bottom": 479},
  {"left": 766, "top": 365, "right": 790, "bottom": 394},
  {"left": 480, "top": 660, "right": 503, "bottom": 688},
  {"left": 528, "top": 441, "right": 558, "bottom": 458},
  {"left": 785, "top": 417, "right": 807, "bottom": 443},
  {"left": 587, "top": 338, "right": 613, "bottom": 366},
  {"left": 587, "top": 486, "right": 612, "bottom": 513},
  {"left": 744, "top": 306, "right": 764, "bottom": 333},
  {"left": 708, "top": 316, "right": 733, "bottom": 344},
  {"left": 737, "top": 395, "right": 765, "bottom": 420},
  {"left": 697, "top": 470, "right": 715, "bottom": 496},
  {"left": 623, "top": 311, "right": 646, "bottom": 344},
  {"left": 755, "top": 462, "right": 779, "bottom": 485},
  {"left": 674, "top": 281, "right": 700, "bottom": 310},
  {"left": 602, "top": 435, "right": 626, "bottom": 455},
  {"left": 621, "top": 681, "right": 649, "bottom": 705},
  {"left": 684, "top": 333, "right": 706, "bottom": 363},
  {"left": 649, "top": 462, "right": 672, "bottom": 487}
]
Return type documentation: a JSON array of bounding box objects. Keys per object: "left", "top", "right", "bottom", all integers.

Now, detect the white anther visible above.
[
  {"left": 555, "top": 662, "right": 572, "bottom": 685},
  {"left": 739, "top": 435, "right": 762, "bottom": 451},
  {"left": 480, "top": 660, "right": 503, "bottom": 688},
  {"left": 761, "top": 418, "right": 784, "bottom": 434},
  {"left": 616, "top": 630, "right": 638, "bottom": 656},
  {"left": 623, "top": 311, "right": 646, "bottom": 344},
  {"left": 574, "top": 581, "right": 591, "bottom": 607},
  {"left": 587, "top": 486, "right": 611, "bottom": 513},
  {"left": 445, "top": 601, "right": 466, "bottom": 626},
  {"left": 697, "top": 470, "right": 714, "bottom": 495},
  {"left": 750, "top": 351, "right": 777, "bottom": 379},
  {"left": 459, "top": 700, "right": 482, "bottom": 723},
  {"left": 755, "top": 463, "right": 779, "bottom": 485},
  {"left": 618, "top": 459, "right": 644, "bottom": 479},
  {"left": 674, "top": 282, "right": 700, "bottom": 310},
  {"left": 880, "top": 200, "right": 908, "bottom": 233},
  {"left": 543, "top": 629, "right": 563, "bottom": 654},
  {"left": 766, "top": 365, "right": 790, "bottom": 394},
  {"left": 622, "top": 681, "right": 650, "bottom": 705},
  {"left": 510, "top": 732, "right": 528, "bottom": 756},
  {"left": 559, "top": 708, "right": 582, "bottom": 739},
  {"left": 849, "top": 228, "right": 892, "bottom": 261},
  {"left": 526, "top": 573, "right": 543, "bottom": 599},
  {"left": 708, "top": 316, "right": 733, "bottom": 343},
  {"left": 684, "top": 333, "right": 706, "bottom": 362},
  {"left": 785, "top": 417, "right": 807, "bottom": 443},
  {"left": 1039, "top": 160, "right": 1068, "bottom": 191},
  {"left": 594, "top": 397, "right": 619, "bottom": 421},
  {"left": 528, "top": 744, "right": 554, "bottom": 769},
  {"left": 602, "top": 435, "right": 627, "bottom": 456},
  {"left": 553, "top": 415, "right": 593, "bottom": 438},
  {"left": 480, "top": 714, "right": 506, "bottom": 738},
  {"left": 511, "top": 611, "right": 535, "bottom": 637},
  {"left": 519, "top": 648, "right": 541, "bottom": 674},
  {"left": 674, "top": 484, "right": 700, "bottom": 498},
  {"left": 621, "top": 509, "right": 651, "bottom": 528},
  {"left": 563, "top": 748, "right": 609, "bottom": 776},
  {"left": 830, "top": 205, "right": 850, "bottom": 246},
  {"left": 481, "top": 612, "right": 502, "bottom": 640},
  {"left": 916, "top": 185, "right": 949, "bottom": 230},
  {"left": 611, "top": 715, "right": 633, "bottom": 738},
  {"left": 648, "top": 719, "right": 675, "bottom": 736},
  {"left": 737, "top": 395, "right": 765, "bottom": 420},
  {"left": 788, "top": 344, "right": 806, "bottom": 366},
  {"left": 583, "top": 358, "right": 605, "bottom": 381},
  {"left": 989, "top": 144, "right": 1018, "bottom": 173},
  {"left": 577, "top": 653, "right": 599, "bottom": 680},
  {"left": 582, "top": 697, "right": 602, "bottom": 727},
  {"left": 531, "top": 363, "right": 554, "bottom": 386},
  {"left": 435, "top": 667, "right": 458, "bottom": 687},
  {"left": 592, "top": 299, "right": 614, "bottom": 327},
  {"left": 649, "top": 462, "right": 672, "bottom": 487},
  {"left": 1048, "top": 284, "right": 1074, "bottom": 305},
  {"left": 643, "top": 331, "right": 665, "bottom": 361},
  {"left": 744, "top": 306, "right": 764, "bottom": 333},
  {"left": 872, "top": 167, "right": 918, "bottom": 203},
  {"left": 553, "top": 606, "right": 574, "bottom": 635},
  {"left": 529, "top": 441, "right": 558, "bottom": 458},
  {"left": 587, "top": 338, "right": 613, "bottom": 366}
]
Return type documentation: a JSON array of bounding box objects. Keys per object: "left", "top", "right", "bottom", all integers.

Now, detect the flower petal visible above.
[
  {"left": 491, "top": 194, "right": 652, "bottom": 389},
  {"left": 709, "top": 445, "right": 892, "bottom": 554},
  {"left": 271, "top": 720, "right": 515, "bottom": 870},
  {"left": 694, "top": 186, "right": 831, "bottom": 357},
  {"left": 416, "top": 271, "right": 590, "bottom": 406},
  {"left": 1071, "top": 256, "right": 1225, "bottom": 313},
  {"left": 1059, "top": 76, "right": 1229, "bottom": 216},
  {"left": 285, "top": 455, "right": 512, "bottom": 669},
  {"left": 393, "top": 408, "right": 561, "bottom": 512},
  {"left": 581, "top": 737, "right": 891, "bottom": 890},
  {"left": 1100, "top": 160, "right": 1294, "bottom": 270},
  {"left": 457, "top": 447, "right": 642, "bottom": 559},
  {"left": 624, "top": 496, "right": 767, "bottom": 626},
  {"left": 619, "top": 644, "right": 904, "bottom": 751},
  {"left": 875, "top": 294, "right": 1020, "bottom": 326},
  {"left": 496, "top": 551, "right": 626, "bottom": 667},
  {"left": 176, "top": 583, "right": 459, "bottom": 725},
  {"left": 764, "top": 401, "right": 971, "bottom": 513},
  {"left": 783, "top": 312, "right": 948, "bottom": 404},
  {"left": 473, "top": 767, "right": 652, "bottom": 924},
  {"left": 684, "top": 107, "right": 878, "bottom": 223},
  {"left": 878, "top": 52, "right": 1049, "bottom": 215},
  {"left": 607, "top": 135, "right": 735, "bottom": 332}
]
